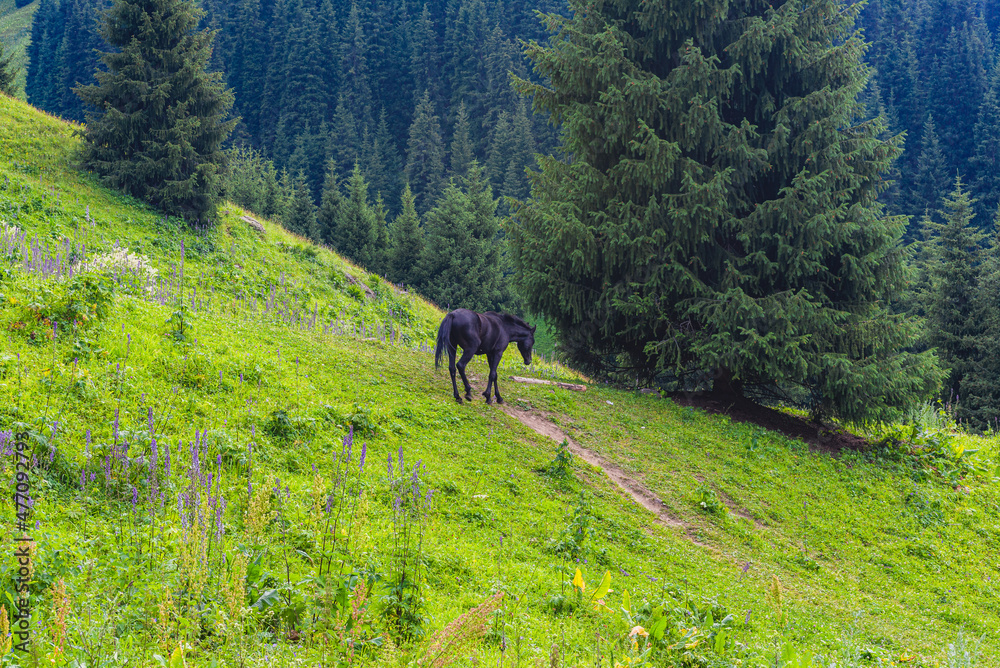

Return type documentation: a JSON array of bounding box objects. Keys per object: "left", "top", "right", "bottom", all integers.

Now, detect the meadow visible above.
[{"left": 1, "top": 92, "right": 999, "bottom": 667}]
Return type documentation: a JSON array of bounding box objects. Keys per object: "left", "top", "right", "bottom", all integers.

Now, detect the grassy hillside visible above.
[
  {"left": 0, "top": 0, "right": 37, "bottom": 99},
  {"left": 1, "top": 92, "right": 999, "bottom": 667}
]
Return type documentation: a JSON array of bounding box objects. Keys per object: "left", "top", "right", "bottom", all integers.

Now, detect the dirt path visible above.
[{"left": 501, "top": 405, "right": 686, "bottom": 530}]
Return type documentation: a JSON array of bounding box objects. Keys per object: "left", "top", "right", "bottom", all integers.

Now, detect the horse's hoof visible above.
[
  {"left": 496, "top": 397, "right": 504, "bottom": 405},
  {"left": 465, "top": 394, "right": 473, "bottom": 402},
  {"left": 485, "top": 397, "right": 493, "bottom": 405},
  {"left": 455, "top": 396, "right": 463, "bottom": 405}
]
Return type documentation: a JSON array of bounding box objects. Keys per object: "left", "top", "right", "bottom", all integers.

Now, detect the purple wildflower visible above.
[{"left": 359, "top": 442, "right": 367, "bottom": 472}]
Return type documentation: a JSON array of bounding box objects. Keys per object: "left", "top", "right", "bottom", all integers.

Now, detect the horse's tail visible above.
[{"left": 434, "top": 313, "right": 451, "bottom": 369}]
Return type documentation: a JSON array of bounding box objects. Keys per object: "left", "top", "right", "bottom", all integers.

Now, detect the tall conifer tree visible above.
[
  {"left": 907, "top": 115, "right": 951, "bottom": 221},
  {"left": 922, "top": 177, "right": 990, "bottom": 425},
  {"left": 388, "top": 184, "right": 424, "bottom": 285},
  {"left": 405, "top": 90, "right": 446, "bottom": 214},
  {"left": 76, "top": 0, "right": 236, "bottom": 223},
  {"left": 511, "top": 0, "right": 941, "bottom": 422},
  {"left": 0, "top": 41, "right": 17, "bottom": 96},
  {"left": 449, "top": 101, "right": 475, "bottom": 180},
  {"left": 286, "top": 171, "right": 320, "bottom": 240},
  {"left": 317, "top": 159, "right": 345, "bottom": 245},
  {"left": 419, "top": 162, "right": 506, "bottom": 311},
  {"left": 334, "top": 164, "right": 379, "bottom": 267}
]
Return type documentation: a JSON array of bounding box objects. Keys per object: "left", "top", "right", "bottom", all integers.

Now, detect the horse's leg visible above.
[
  {"left": 456, "top": 347, "right": 476, "bottom": 402},
  {"left": 448, "top": 345, "right": 462, "bottom": 403},
  {"left": 491, "top": 352, "right": 503, "bottom": 404},
  {"left": 482, "top": 352, "right": 497, "bottom": 404}
]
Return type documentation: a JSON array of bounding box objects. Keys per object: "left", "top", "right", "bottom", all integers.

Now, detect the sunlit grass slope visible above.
[
  {"left": 1, "top": 92, "right": 999, "bottom": 667},
  {"left": 0, "top": 0, "right": 37, "bottom": 98}
]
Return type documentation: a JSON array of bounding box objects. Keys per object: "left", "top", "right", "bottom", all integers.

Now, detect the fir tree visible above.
[
  {"left": 334, "top": 164, "right": 379, "bottom": 267},
  {"left": 0, "top": 41, "right": 17, "bottom": 96},
  {"left": 361, "top": 110, "right": 401, "bottom": 208},
  {"left": 419, "top": 162, "right": 507, "bottom": 311},
  {"left": 908, "top": 115, "right": 951, "bottom": 222},
  {"left": 960, "top": 205, "right": 1000, "bottom": 429},
  {"left": 510, "top": 0, "right": 942, "bottom": 422},
  {"left": 922, "top": 177, "right": 988, "bottom": 422},
  {"left": 388, "top": 184, "right": 424, "bottom": 285},
  {"left": 286, "top": 171, "right": 320, "bottom": 240},
  {"left": 329, "top": 95, "right": 361, "bottom": 183},
  {"left": 405, "top": 90, "right": 446, "bottom": 214},
  {"left": 410, "top": 3, "right": 441, "bottom": 102},
  {"left": 971, "top": 66, "right": 1000, "bottom": 221},
  {"left": 449, "top": 100, "right": 474, "bottom": 180},
  {"left": 371, "top": 194, "right": 390, "bottom": 275},
  {"left": 273, "top": 0, "right": 329, "bottom": 164},
  {"left": 317, "top": 159, "right": 345, "bottom": 246},
  {"left": 76, "top": 0, "right": 237, "bottom": 223},
  {"left": 340, "top": 1, "right": 374, "bottom": 127}
]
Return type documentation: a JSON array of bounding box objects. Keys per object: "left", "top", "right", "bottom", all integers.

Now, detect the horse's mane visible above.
[{"left": 487, "top": 311, "right": 532, "bottom": 331}]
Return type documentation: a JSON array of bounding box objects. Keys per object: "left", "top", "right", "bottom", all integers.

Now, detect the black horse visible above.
[{"left": 434, "top": 309, "right": 536, "bottom": 404}]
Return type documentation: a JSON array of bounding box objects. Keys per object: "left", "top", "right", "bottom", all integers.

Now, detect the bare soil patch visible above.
[{"left": 667, "top": 393, "right": 870, "bottom": 455}]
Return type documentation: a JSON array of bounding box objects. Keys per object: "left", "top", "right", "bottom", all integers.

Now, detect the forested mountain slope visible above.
[{"left": 2, "top": 92, "right": 1000, "bottom": 667}]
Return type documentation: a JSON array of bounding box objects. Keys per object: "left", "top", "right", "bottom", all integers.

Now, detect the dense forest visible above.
[
  {"left": 25, "top": 0, "right": 560, "bottom": 214},
  {"left": 12, "top": 0, "right": 1000, "bottom": 427}
]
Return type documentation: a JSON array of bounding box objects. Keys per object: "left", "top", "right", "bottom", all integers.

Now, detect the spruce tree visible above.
[
  {"left": 923, "top": 177, "right": 988, "bottom": 422},
  {"left": 510, "top": 0, "right": 942, "bottom": 422},
  {"left": 388, "top": 184, "right": 424, "bottom": 285},
  {"left": 317, "top": 159, "right": 345, "bottom": 245},
  {"left": 0, "top": 41, "right": 17, "bottom": 96},
  {"left": 405, "top": 90, "right": 446, "bottom": 214},
  {"left": 971, "top": 67, "right": 1000, "bottom": 221},
  {"left": 960, "top": 206, "right": 1000, "bottom": 430},
  {"left": 371, "top": 194, "right": 390, "bottom": 275},
  {"left": 907, "top": 116, "right": 951, "bottom": 223},
  {"left": 449, "top": 100, "right": 475, "bottom": 180},
  {"left": 329, "top": 95, "right": 361, "bottom": 182},
  {"left": 334, "top": 164, "right": 379, "bottom": 267},
  {"left": 76, "top": 0, "right": 236, "bottom": 224},
  {"left": 419, "top": 162, "right": 506, "bottom": 311},
  {"left": 286, "top": 171, "right": 320, "bottom": 240}
]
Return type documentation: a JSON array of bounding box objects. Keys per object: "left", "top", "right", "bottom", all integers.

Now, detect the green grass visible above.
[
  {"left": 0, "top": 93, "right": 998, "bottom": 668},
  {"left": 0, "top": 0, "right": 38, "bottom": 99}
]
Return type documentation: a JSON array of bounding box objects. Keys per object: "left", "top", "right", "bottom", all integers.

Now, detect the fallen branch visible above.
[{"left": 510, "top": 376, "right": 587, "bottom": 392}]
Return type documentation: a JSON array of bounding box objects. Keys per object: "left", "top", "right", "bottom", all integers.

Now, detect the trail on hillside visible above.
[{"left": 501, "top": 405, "right": 687, "bottom": 531}]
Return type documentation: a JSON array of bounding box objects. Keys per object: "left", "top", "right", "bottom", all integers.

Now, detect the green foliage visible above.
[
  {"left": 543, "top": 438, "right": 573, "bottom": 481},
  {"left": 332, "top": 164, "right": 378, "bottom": 268},
  {"left": 221, "top": 145, "right": 289, "bottom": 221},
  {"left": 919, "top": 177, "right": 996, "bottom": 430},
  {"left": 285, "top": 171, "right": 319, "bottom": 241},
  {"left": 511, "top": 0, "right": 942, "bottom": 424},
  {"left": 0, "top": 38, "right": 16, "bottom": 95},
  {"left": 387, "top": 184, "right": 424, "bottom": 286},
  {"left": 22, "top": 273, "right": 115, "bottom": 332},
  {"left": 165, "top": 302, "right": 193, "bottom": 343},
  {"left": 549, "top": 491, "right": 593, "bottom": 561},
  {"left": 75, "top": 0, "right": 237, "bottom": 223},
  {"left": 696, "top": 485, "right": 726, "bottom": 516},
  {"left": 418, "top": 162, "right": 509, "bottom": 311},
  {"left": 404, "top": 90, "right": 445, "bottom": 215}
]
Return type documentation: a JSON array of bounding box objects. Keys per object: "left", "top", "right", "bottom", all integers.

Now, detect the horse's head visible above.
[{"left": 518, "top": 324, "right": 537, "bottom": 364}]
